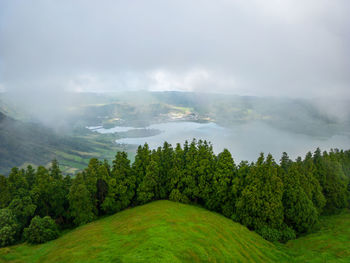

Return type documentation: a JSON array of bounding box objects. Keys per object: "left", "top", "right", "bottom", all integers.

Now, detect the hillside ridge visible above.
[{"left": 0, "top": 200, "right": 289, "bottom": 263}]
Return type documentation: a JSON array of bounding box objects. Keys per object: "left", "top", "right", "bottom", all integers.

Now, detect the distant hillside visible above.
[
  {"left": 0, "top": 111, "right": 120, "bottom": 175},
  {"left": 69, "top": 91, "right": 350, "bottom": 138},
  {"left": 0, "top": 200, "right": 289, "bottom": 262}
]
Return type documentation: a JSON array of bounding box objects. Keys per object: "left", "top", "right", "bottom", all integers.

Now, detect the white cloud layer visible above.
[{"left": 0, "top": 0, "right": 349, "bottom": 98}]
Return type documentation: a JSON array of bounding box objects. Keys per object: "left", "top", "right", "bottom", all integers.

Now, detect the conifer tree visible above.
[
  {"left": 30, "top": 166, "right": 52, "bottom": 217},
  {"left": 0, "top": 175, "right": 10, "bottom": 208},
  {"left": 207, "top": 149, "right": 236, "bottom": 217},
  {"left": 300, "top": 152, "right": 326, "bottom": 214},
  {"left": 196, "top": 140, "right": 216, "bottom": 205},
  {"left": 313, "top": 149, "right": 348, "bottom": 213},
  {"left": 182, "top": 140, "right": 199, "bottom": 202},
  {"left": 321, "top": 156, "right": 348, "bottom": 213},
  {"left": 68, "top": 174, "right": 96, "bottom": 226},
  {"left": 169, "top": 144, "right": 189, "bottom": 203},
  {"left": 236, "top": 154, "right": 284, "bottom": 231},
  {"left": 8, "top": 168, "right": 28, "bottom": 199},
  {"left": 159, "top": 142, "right": 174, "bottom": 199},
  {"left": 137, "top": 159, "right": 160, "bottom": 204},
  {"left": 49, "top": 159, "right": 62, "bottom": 180},
  {"left": 281, "top": 163, "right": 318, "bottom": 233},
  {"left": 102, "top": 152, "right": 136, "bottom": 214},
  {"left": 133, "top": 144, "right": 151, "bottom": 187},
  {"left": 24, "top": 165, "right": 36, "bottom": 189}
]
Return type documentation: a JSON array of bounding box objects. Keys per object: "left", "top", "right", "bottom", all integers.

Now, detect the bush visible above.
[
  {"left": 0, "top": 209, "right": 19, "bottom": 247},
  {"left": 256, "top": 226, "right": 282, "bottom": 242},
  {"left": 280, "top": 226, "right": 296, "bottom": 243},
  {"left": 221, "top": 202, "right": 234, "bottom": 218},
  {"left": 169, "top": 189, "right": 189, "bottom": 204},
  {"left": 256, "top": 225, "right": 296, "bottom": 243},
  {"left": 230, "top": 213, "right": 239, "bottom": 223},
  {"left": 24, "top": 216, "right": 59, "bottom": 244}
]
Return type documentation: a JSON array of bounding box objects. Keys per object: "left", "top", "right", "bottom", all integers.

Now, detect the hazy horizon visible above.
[
  {"left": 0, "top": 1, "right": 349, "bottom": 168},
  {"left": 1, "top": 1, "right": 349, "bottom": 102}
]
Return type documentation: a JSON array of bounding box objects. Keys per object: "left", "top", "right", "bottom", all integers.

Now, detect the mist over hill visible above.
[
  {"left": 0, "top": 1, "right": 350, "bottom": 260},
  {"left": 1, "top": 91, "right": 350, "bottom": 174}
]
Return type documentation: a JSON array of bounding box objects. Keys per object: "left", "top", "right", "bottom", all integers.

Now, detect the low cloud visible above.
[{"left": 0, "top": 0, "right": 349, "bottom": 115}]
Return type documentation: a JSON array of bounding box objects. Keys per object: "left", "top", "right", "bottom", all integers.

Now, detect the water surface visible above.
[{"left": 90, "top": 121, "right": 350, "bottom": 162}]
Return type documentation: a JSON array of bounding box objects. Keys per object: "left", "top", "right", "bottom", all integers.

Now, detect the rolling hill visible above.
[
  {"left": 1, "top": 201, "right": 349, "bottom": 262},
  {"left": 0, "top": 111, "right": 121, "bottom": 175},
  {"left": 0, "top": 200, "right": 289, "bottom": 263}
]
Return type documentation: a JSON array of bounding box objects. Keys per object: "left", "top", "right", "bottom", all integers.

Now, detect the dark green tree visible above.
[
  {"left": 8, "top": 168, "right": 28, "bottom": 199},
  {"left": 49, "top": 159, "right": 62, "bottom": 180},
  {"left": 68, "top": 174, "right": 96, "bottom": 226},
  {"left": 169, "top": 144, "right": 189, "bottom": 203},
  {"left": 0, "top": 175, "right": 10, "bottom": 208},
  {"left": 281, "top": 163, "right": 318, "bottom": 233},
  {"left": 0, "top": 209, "right": 19, "bottom": 247},
  {"left": 30, "top": 166, "right": 52, "bottom": 217},
  {"left": 8, "top": 196, "right": 36, "bottom": 229},
  {"left": 207, "top": 149, "right": 237, "bottom": 217},
  {"left": 137, "top": 159, "right": 160, "bottom": 204},
  {"left": 159, "top": 142, "right": 174, "bottom": 199},
  {"left": 313, "top": 149, "right": 348, "bottom": 213},
  {"left": 300, "top": 152, "right": 326, "bottom": 214},
  {"left": 236, "top": 154, "right": 284, "bottom": 231},
  {"left": 30, "top": 165, "right": 68, "bottom": 221},
  {"left": 133, "top": 144, "right": 151, "bottom": 187},
  {"left": 24, "top": 165, "right": 36, "bottom": 189},
  {"left": 196, "top": 140, "right": 215, "bottom": 205},
  {"left": 182, "top": 140, "right": 199, "bottom": 202},
  {"left": 96, "top": 164, "right": 109, "bottom": 214},
  {"left": 24, "top": 216, "right": 59, "bottom": 244},
  {"left": 102, "top": 152, "right": 136, "bottom": 214}
]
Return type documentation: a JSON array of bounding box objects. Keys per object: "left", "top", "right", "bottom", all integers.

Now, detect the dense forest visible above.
[{"left": 1, "top": 140, "right": 349, "bottom": 247}]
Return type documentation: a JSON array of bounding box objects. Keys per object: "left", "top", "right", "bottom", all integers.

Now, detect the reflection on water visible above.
[{"left": 90, "top": 121, "right": 350, "bottom": 162}]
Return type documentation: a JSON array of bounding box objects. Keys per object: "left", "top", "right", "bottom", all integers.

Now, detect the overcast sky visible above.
[{"left": 0, "top": 0, "right": 349, "bottom": 98}]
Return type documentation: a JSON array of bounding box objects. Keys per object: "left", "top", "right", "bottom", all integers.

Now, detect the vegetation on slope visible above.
[
  {"left": 0, "top": 111, "right": 123, "bottom": 175},
  {"left": 1, "top": 202, "right": 350, "bottom": 262},
  {"left": 0, "top": 200, "right": 289, "bottom": 263},
  {"left": 1, "top": 140, "right": 349, "bottom": 250},
  {"left": 284, "top": 209, "right": 350, "bottom": 262}
]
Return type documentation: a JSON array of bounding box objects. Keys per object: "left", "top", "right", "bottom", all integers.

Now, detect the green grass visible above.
[
  {"left": 283, "top": 209, "right": 350, "bottom": 262},
  {"left": 0, "top": 201, "right": 288, "bottom": 263},
  {"left": 1, "top": 202, "right": 349, "bottom": 263}
]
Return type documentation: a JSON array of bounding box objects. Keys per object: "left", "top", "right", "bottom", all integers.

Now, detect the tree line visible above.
[{"left": 1, "top": 140, "right": 349, "bottom": 246}]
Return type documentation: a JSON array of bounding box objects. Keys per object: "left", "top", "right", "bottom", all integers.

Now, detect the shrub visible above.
[
  {"left": 24, "top": 216, "right": 59, "bottom": 244},
  {"left": 256, "top": 226, "right": 282, "bottom": 242},
  {"left": 280, "top": 226, "right": 296, "bottom": 243},
  {"left": 256, "top": 225, "right": 296, "bottom": 243},
  {"left": 0, "top": 209, "right": 19, "bottom": 247},
  {"left": 169, "top": 189, "right": 189, "bottom": 204},
  {"left": 230, "top": 213, "right": 239, "bottom": 223}
]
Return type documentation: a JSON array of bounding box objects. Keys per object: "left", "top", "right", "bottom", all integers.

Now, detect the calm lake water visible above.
[{"left": 89, "top": 121, "right": 350, "bottom": 162}]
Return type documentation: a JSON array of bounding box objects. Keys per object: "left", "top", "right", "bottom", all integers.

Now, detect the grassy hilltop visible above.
[
  {"left": 0, "top": 201, "right": 288, "bottom": 263},
  {"left": 1, "top": 201, "right": 349, "bottom": 263}
]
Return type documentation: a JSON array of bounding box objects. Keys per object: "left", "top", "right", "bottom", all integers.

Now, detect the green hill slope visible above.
[
  {"left": 284, "top": 209, "right": 350, "bottom": 262},
  {"left": 0, "top": 201, "right": 289, "bottom": 263},
  {"left": 0, "top": 111, "right": 120, "bottom": 175}
]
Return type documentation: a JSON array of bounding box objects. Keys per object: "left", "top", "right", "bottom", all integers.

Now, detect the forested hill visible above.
[
  {"left": 1, "top": 140, "right": 349, "bottom": 251},
  {"left": 0, "top": 111, "right": 78, "bottom": 173},
  {"left": 0, "top": 111, "right": 118, "bottom": 175}
]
